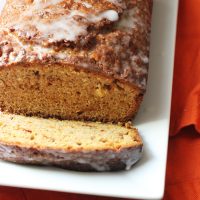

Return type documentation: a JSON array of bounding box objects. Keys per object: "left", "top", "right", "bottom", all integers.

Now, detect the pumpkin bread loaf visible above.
[{"left": 0, "top": 0, "right": 152, "bottom": 122}]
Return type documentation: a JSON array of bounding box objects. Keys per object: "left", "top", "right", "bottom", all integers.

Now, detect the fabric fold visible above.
[
  {"left": 170, "top": 0, "right": 200, "bottom": 135},
  {"left": 170, "top": 47, "right": 200, "bottom": 135}
]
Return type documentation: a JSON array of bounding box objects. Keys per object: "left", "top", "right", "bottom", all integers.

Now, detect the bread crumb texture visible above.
[{"left": 0, "top": 113, "right": 142, "bottom": 151}]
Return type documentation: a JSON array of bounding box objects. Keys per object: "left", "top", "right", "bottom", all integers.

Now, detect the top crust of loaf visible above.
[{"left": 0, "top": 0, "right": 152, "bottom": 90}]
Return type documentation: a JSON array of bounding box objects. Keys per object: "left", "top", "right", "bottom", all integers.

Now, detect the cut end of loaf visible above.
[
  {"left": 0, "top": 64, "right": 143, "bottom": 122},
  {"left": 0, "top": 112, "right": 143, "bottom": 171}
]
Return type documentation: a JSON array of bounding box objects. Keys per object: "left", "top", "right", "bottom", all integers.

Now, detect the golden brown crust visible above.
[{"left": 0, "top": 0, "right": 152, "bottom": 90}]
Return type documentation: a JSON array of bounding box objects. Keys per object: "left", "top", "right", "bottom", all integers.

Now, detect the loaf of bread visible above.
[
  {"left": 0, "top": 112, "right": 143, "bottom": 171},
  {"left": 0, "top": 0, "right": 152, "bottom": 122}
]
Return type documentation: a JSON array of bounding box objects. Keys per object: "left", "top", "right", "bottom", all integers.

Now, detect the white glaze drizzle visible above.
[
  {"left": 0, "top": 0, "right": 6, "bottom": 14},
  {"left": 0, "top": 0, "right": 150, "bottom": 90},
  {"left": 138, "top": 51, "right": 149, "bottom": 64},
  {"left": 32, "top": 0, "right": 63, "bottom": 9},
  {"left": 12, "top": 0, "right": 119, "bottom": 42},
  {"left": 116, "top": 8, "right": 138, "bottom": 29},
  {"left": 0, "top": 144, "right": 142, "bottom": 171},
  {"left": 36, "top": 10, "right": 118, "bottom": 42},
  {"left": 74, "top": 0, "right": 93, "bottom": 8}
]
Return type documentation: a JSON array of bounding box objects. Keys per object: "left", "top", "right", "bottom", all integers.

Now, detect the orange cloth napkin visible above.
[
  {"left": 164, "top": 0, "right": 200, "bottom": 199},
  {"left": 170, "top": 0, "right": 200, "bottom": 136},
  {"left": 1, "top": 0, "right": 200, "bottom": 199},
  {"left": 164, "top": 126, "right": 200, "bottom": 200}
]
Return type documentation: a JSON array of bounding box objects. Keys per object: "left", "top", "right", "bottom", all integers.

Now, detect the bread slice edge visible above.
[{"left": 0, "top": 112, "right": 143, "bottom": 171}]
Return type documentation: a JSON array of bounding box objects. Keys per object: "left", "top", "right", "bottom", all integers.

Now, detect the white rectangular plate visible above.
[{"left": 0, "top": 0, "right": 179, "bottom": 199}]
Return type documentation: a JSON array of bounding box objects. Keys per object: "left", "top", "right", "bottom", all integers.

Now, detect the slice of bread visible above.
[{"left": 0, "top": 112, "right": 143, "bottom": 171}]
